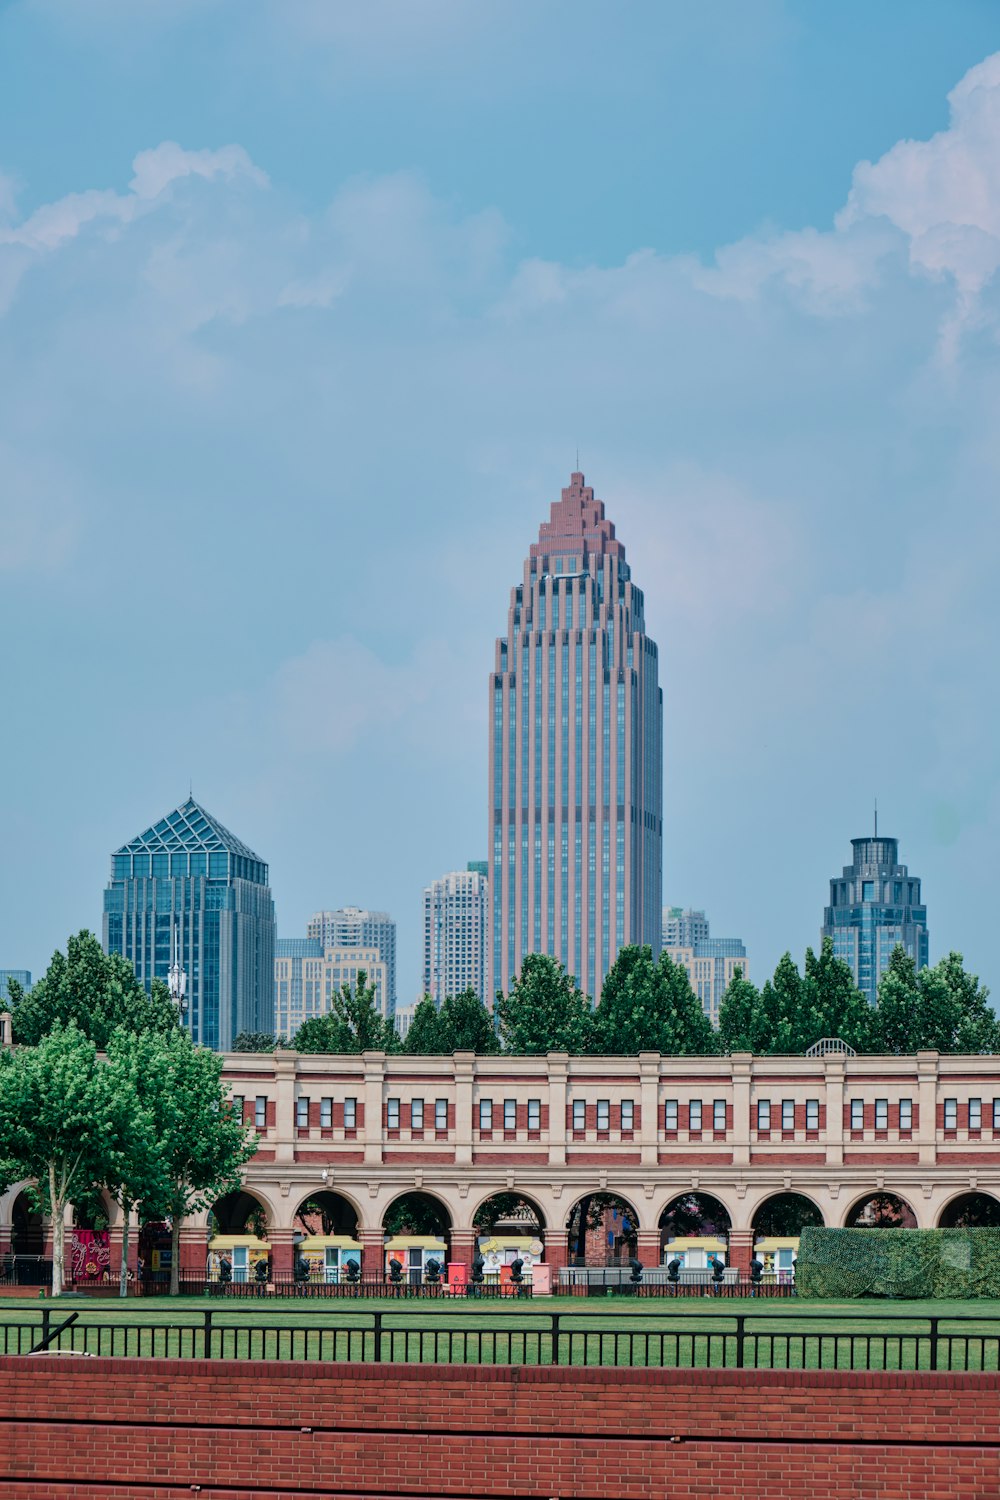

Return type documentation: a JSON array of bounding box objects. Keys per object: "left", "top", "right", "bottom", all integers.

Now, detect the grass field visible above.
[{"left": 2, "top": 1295, "right": 998, "bottom": 1371}]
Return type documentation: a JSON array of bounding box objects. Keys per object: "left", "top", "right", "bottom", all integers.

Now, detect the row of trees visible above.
[
  {"left": 234, "top": 939, "right": 995, "bottom": 1058},
  {"left": 1, "top": 934, "right": 255, "bottom": 1296}
]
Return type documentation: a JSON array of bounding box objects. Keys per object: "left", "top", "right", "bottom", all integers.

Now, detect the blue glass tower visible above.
[
  {"left": 103, "top": 797, "right": 276, "bottom": 1050},
  {"left": 822, "top": 833, "right": 929, "bottom": 1005}
]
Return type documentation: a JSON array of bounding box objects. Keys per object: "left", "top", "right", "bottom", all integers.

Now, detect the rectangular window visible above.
[
  {"left": 993, "top": 1098, "right": 1000, "bottom": 1130},
  {"left": 504, "top": 1098, "right": 517, "bottom": 1131},
  {"left": 620, "top": 1099, "right": 634, "bottom": 1131},
  {"left": 320, "top": 1098, "right": 332, "bottom": 1128},
  {"left": 664, "top": 1099, "right": 678, "bottom": 1131},
  {"left": 781, "top": 1099, "right": 795, "bottom": 1132},
  {"left": 898, "top": 1098, "right": 912, "bottom": 1131},
  {"left": 479, "top": 1098, "right": 493, "bottom": 1131},
  {"left": 688, "top": 1099, "right": 702, "bottom": 1131},
  {"left": 296, "top": 1097, "right": 309, "bottom": 1128},
  {"left": 596, "top": 1099, "right": 610, "bottom": 1131},
  {"left": 875, "top": 1098, "right": 888, "bottom": 1129},
  {"left": 850, "top": 1099, "right": 864, "bottom": 1130},
  {"left": 254, "top": 1096, "right": 267, "bottom": 1129},
  {"left": 806, "top": 1099, "right": 819, "bottom": 1131},
  {"left": 944, "top": 1098, "right": 958, "bottom": 1129},
  {"left": 231, "top": 1094, "right": 244, "bottom": 1121},
  {"left": 386, "top": 1098, "right": 400, "bottom": 1129},
  {"left": 527, "top": 1098, "right": 541, "bottom": 1130},
  {"left": 756, "top": 1099, "right": 771, "bottom": 1131},
  {"left": 969, "top": 1098, "right": 982, "bottom": 1129},
  {"left": 713, "top": 1099, "right": 727, "bottom": 1132},
  {"left": 410, "top": 1098, "right": 424, "bottom": 1130},
  {"left": 572, "top": 1099, "right": 586, "bottom": 1131},
  {"left": 435, "top": 1098, "right": 448, "bottom": 1131}
]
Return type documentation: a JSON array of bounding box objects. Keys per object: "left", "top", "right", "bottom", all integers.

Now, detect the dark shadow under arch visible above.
[
  {"left": 565, "top": 1192, "right": 639, "bottom": 1266},
  {"left": 751, "top": 1192, "right": 825, "bottom": 1238},
  {"left": 938, "top": 1191, "right": 1000, "bottom": 1228},
  {"left": 844, "top": 1192, "right": 917, "bottom": 1229}
]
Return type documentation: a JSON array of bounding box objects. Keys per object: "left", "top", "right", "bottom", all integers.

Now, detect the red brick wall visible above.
[{"left": 1, "top": 1357, "right": 998, "bottom": 1499}]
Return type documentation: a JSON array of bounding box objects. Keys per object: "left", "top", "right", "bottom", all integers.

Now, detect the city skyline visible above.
[{"left": 2, "top": 13, "right": 1000, "bottom": 1010}]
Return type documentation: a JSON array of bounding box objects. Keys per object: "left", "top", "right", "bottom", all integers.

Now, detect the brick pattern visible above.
[{"left": 1, "top": 1358, "right": 999, "bottom": 1499}]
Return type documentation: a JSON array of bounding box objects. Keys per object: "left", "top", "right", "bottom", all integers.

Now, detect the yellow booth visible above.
[
  {"left": 297, "top": 1234, "right": 364, "bottom": 1283},
  {"left": 208, "top": 1233, "right": 270, "bottom": 1283},
  {"left": 384, "top": 1234, "right": 448, "bottom": 1286}
]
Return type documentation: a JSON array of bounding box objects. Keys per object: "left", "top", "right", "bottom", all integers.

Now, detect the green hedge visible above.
[{"left": 797, "top": 1227, "right": 1000, "bottom": 1299}]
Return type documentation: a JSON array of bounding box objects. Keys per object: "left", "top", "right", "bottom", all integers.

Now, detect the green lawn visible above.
[{"left": 2, "top": 1295, "right": 998, "bottom": 1371}]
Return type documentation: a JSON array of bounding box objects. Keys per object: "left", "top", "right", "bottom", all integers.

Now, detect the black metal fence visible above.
[
  {"left": 3, "top": 1309, "right": 999, "bottom": 1372},
  {"left": 0, "top": 1257, "right": 52, "bottom": 1287},
  {"left": 563, "top": 1270, "right": 796, "bottom": 1299},
  {"left": 135, "top": 1274, "right": 532, "bottom": 1300}
]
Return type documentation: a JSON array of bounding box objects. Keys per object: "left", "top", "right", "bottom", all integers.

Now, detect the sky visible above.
[{"left": 2, "top": 0, "right": 1000, "bottom": 1007}]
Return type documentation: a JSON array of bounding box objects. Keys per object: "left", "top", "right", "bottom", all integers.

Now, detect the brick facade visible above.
[{"left": 0, "top": 1357, "right": 998, "bottom": 1498}]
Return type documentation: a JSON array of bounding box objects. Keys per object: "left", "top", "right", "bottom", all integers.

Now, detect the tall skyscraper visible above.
[
  {"left": 489, "top": 471, "right": 663, "bottom": 1002},
  {"left": 822, "top": 830, "right": 929, "bottom": 1004},
  {"left": 103, "top": 796, "right": 276, "bottom": 1050},
  {"left": 662, "top": 908, "right": 747, "bottom": 1026},
  {"left": 422, "top": 867, "right": 488, "bottom": 1005},
  {"left": 275, "top": 938, "right": 388, "bottom": 1040},
  {"left": 306, "top": 907, "right": 397, "bottom": 1015}
]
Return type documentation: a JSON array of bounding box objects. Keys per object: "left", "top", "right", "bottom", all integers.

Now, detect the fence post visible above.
[
  {"left": 734, "top": 1314, "right": 746, "bottom": 1369},
  {"left": 550, "top": 1313, "right": 561, "bottom": 1366},
  {"left": 41, "top": 1307, "right": 50, "bottom": 1352},
  {"left": 928, "top": 1317, "right": 940, "bottom": 1373},
  {"left": 203, "top": 1309, "right": 213, "bottom": 1360},
  {"left": 372, "top": 1311, "right": 382, "bottom": 1363}
]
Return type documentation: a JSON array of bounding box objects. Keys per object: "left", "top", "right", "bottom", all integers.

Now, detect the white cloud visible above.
[{"left": 129, "top": 142, "right": 268, "bottom": 201}]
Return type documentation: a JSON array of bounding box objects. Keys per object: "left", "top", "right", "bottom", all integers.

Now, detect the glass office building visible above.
[
  {"left": 821, "top": 833, "right": 929, "bottom": 1004},
  {"left": 488, "top": 472, "right": 663, "bottom": 1001},
  {"left": 0, "top": 970, "right": 30, "bottom": 1001},
  {"left": 103, "top": 796, "right": 276, "bottom": 1050}
]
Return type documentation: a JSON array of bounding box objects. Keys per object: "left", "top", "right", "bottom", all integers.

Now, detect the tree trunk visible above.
[
  {"left": 169, "top": 1212, "right": 181, "bottom": 1297},
  {"left": 119, "top": 1201, "right": 131, "bottom": 1299},
  {"left": 50, "top": 1165, "right": 63, "bottom": 1298},
  {"left": 573, "top": 1194, "right": 592, "bottom": 1263}
]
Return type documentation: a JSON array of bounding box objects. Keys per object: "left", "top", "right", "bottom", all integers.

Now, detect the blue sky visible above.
[{"left": 2, "top": 1, "right": 1000, "bottom": 1006}]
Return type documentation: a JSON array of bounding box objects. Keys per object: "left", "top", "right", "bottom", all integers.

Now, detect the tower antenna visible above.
[{"left": 874, "top": 797, "right": 878, "bottom": 839}]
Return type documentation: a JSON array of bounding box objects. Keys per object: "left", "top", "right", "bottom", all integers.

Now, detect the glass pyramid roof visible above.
[{"left": 114, "top": 797, "right": 263, "bottom": 862}]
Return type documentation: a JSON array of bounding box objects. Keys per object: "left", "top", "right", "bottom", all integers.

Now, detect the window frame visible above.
[
  {"left": 386, "top": 1097, "right": 400, "bottom": 1130},
  {"left": 435, "top": 1097, "right": 449, "bottom": 1131},
  {"left": 479, "top": 1097, "right": 493, "bottom": 1131},
  {"left": 756, "top": 1098, "right": 771, "bottom": 1132}
]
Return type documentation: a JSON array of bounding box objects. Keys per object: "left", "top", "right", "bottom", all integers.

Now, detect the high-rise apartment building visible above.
[
  {"left": 661, "top": 908, "right": 710, "bottom": 948},
  {"left": 422, "top": 867, "right": 487, "bottom": 1004},
  {"left": 662, "top": 910, "right": 747, "bottom": 1026},
  {"left": 275, "top": 938, "right": 388, "bottom": 1040},
  {"left": 103, "top": 796, "right": 275, "bottom": 1050},
  {"left": 0, "top": 970, "right": 30, "bottom": 1001},
  {"left": 489, "top": 472, "right": 663, "bottom": 1001},
  {"left": 822, "top": 831, "right": 929, "bottom": 1004},
  {"left": 306, "top": 907, "right": 396, "bottom": 1015}
]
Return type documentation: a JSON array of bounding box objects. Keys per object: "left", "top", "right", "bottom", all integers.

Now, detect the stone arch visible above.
[
  {"left": 10, "top": 1189, "right": 43, "bottom": 1259},
  {"left": 564, "top": 1190, "right": 640, "bottom": 1266},
  {"left": 658, "top": 1192, "right": 731, "bottom": 1266},
  {"left": 842, "top": 1191, "right": 917, "bottom": 1229},
  {"left": 208, "top": 1188, "right": 272, "bottom": 1237},
  {"left": 750, "top": 1191, "right": 826, "bottom": 1238},
  {"left": 381, "top": 1189, "right": 452, "bottom": 1237},
  {"left": 937, "top": 1190, "right": 1000, "bottom": 1228},
  {"left": 381, "top": 1190, "right": 452, "bottom": 1282},
  {"left": 292, "top": 1190, "right": 361, "bottom": 1239},
  {"left": 469, "top": 1190, "right": 548, "bottom": 1235}
]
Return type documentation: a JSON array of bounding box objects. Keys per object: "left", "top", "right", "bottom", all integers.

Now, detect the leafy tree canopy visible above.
[
  {"left": 591, "top": 946, "right": 715, "bottom": 1054},
  {"left": 382, "top": 1192, "right": 449, "bottom": 1237},
  {"left": 717, "top": 966, "right": 766, "bottom": 1053},
  {"left": 401, "top": 996, "right": 444, "bottom": 1054},
  {"left": 7, "top": 930, "right": 179, "bottom": 1049},
  {"left": 876, "top": 947, "right": 999, "bottom": 1054},
  {"left": 805, "top": 938, "right": 874, "bottom": 1053},
  {"left": 496, "top": 954, "right": 592, "bottom": 1054},
  {"left": 292, "top": 970, "right": 398, "bottom": 1054},
  {"left": 438, "top": 988, "right": 500, "bottom": 1053},
  {"left": 232, "top": 1032, "right": 283, "bottom": 1053}
]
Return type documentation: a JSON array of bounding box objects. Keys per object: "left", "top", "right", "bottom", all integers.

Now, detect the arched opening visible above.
[
  {"left": 751, "top": 1193, "right": 824, "bottom": 1280},
  {"left": 207, "top": 1190, "right": 271, "bottom": 1285},
  {"left": 293, "top": 1191, "right": 362, "bottom": 1284},
  {"left": 10, "top": 1191, "right": 44, "bottom": 1283},
  {"left": 938, "top": 1192, "right": 1000, "bottom": 1228},
  {"left": 473, "top": 1193, "right": 546, "bottom": 1282},
  {"left": 382, "top": 1192, "right": 451, "bottom": 1285},
  {"left": 659, "top": 1193, "right": 731, "bottom": 1268},
  {"left": 71, "top": 1190, "right": 112, "bottom": 1284},
  {"left": 565, "top": 1193, "right": 638, "bottom": 1267},
  {"left": 844, "top": 1192, "right": 917, "bottom": 1229}
]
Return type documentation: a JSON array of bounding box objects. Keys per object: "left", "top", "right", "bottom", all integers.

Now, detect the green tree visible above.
[
  {"left": 7, "top": 931, "right": 178, "bottom": 1048},
  {"left": 292, "top": 970, "right": 398, "bottom": 1054},
  {"left": 592, "top": 947, "right": 715, "bottom": 1054},
  {"left": 129, "top": 1029, "right": 256, "bottom": 1295},
  {"left": 804, "top": 938, "right": 874, "bottom": 1053},
  {"left": 876, "top": 947, "right": 999, "bottom": 1054},
  {"left": 382, "top": 1192, "right": 449, "bottom": 1237},
  {"left": 401, "top": 996, "right": 443, "bottom": 1053},
  {"left": 232, "top": 1032, "right": 282, "bottom": 1053},
  {"left": 717, "top": 966, "right": 766, "bottom": 1052},
  {"left": 657, "top": 951, "right": 717, "bottom": 1054},
  {"left": 496, "top": 955, "right": 592, "bottom": 1054},
  {"left": 759, "top": 952, "right": 817, "bottom": 1053},
  {"left": 0, "top": 1022, "right": 133, "bottom": 1296},
  {"left": 103, "top": 1029, "right": 172, "bottom": 1297},
  {"left": 437, "top": 989, "right": 499, "bottom": 1053}
]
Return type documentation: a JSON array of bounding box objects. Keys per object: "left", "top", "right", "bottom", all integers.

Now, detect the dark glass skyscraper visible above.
[
  {"left": 488, "top": 472, "right": 663, "bottom": 1001},
  {"left": 822, "top": 832, "right": 929, "bottom": 1004},
  {"left": 103, "top": 796, "right": 276, "bottom": 1050}
]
